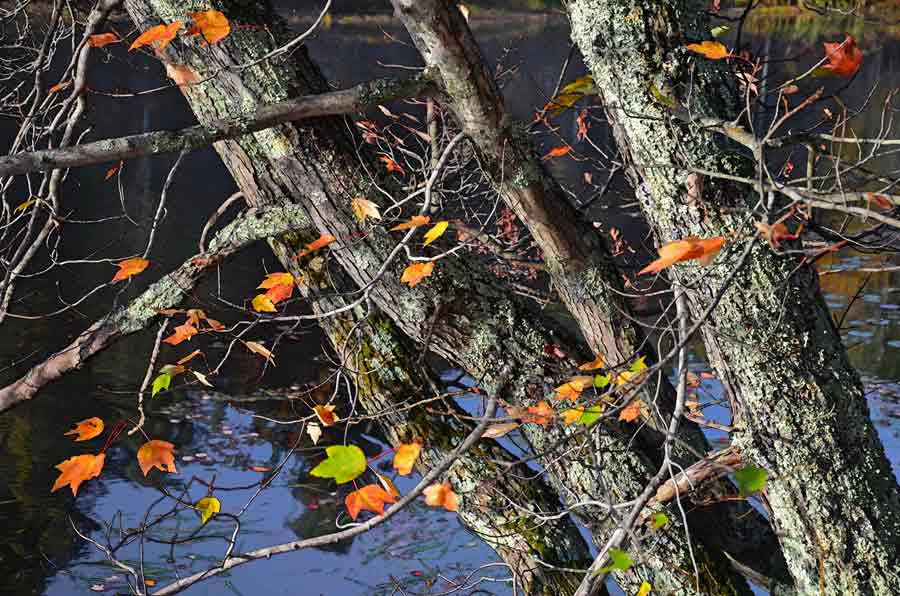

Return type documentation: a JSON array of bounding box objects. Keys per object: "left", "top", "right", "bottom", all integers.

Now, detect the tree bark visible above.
[
  {"left": 564, "top": 0, "right": 900, "bottom": 593},
  {"left": 118, "top": 2, "right": 781, "bottom": 593}
]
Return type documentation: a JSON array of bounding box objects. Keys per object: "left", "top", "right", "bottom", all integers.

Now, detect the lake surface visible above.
[{"left": 1, "top": 4, "right": 899, "bottom": 596}]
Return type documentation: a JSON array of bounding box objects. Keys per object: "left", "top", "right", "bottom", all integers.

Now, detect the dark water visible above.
[{"left": 1, "top": 5, "right": 899, "bottom": 596}]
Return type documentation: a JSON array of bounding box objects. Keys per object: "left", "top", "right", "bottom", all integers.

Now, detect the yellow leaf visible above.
[
  {"left": 351, "top": 197, "right": 382, "bottom": 222},
  {"left": 345, "top": 484, "right": 396, "bottom": 520},
  {"left": 195, "top": 496, "right": 220, "bottom": 525},
  {"left": 391, "top": 215, "right": 431, "bottom": 231},
  {"left": 51, "top": 453, "right": 105, "bottom": 497},
  {"left": 137, "top": 440, "right": 177, "bottom": 477},
  {"left": 401, "top": 262, "right": 434, "bottom": 287},
  {"left": 245, "top": 340, "right": 275, "bottom": 364},
  {"left": 14, "top": 199, "right": 35, "bottom": 213},
  {"left": 423, "top": 482, "right": 459, "bottom": 512},
  {"left": 188, "top": 10, "right": 230, "bottom": 45},
  {"left": 251, "top": 294, "right": 276, "bottom": 313},
  {"left": 112, "top": 257, "right": 149, "bottom": 282},
  {"left": 64, "top": 417, "right": 104, "bottom": 442},
  {"left": 423, "top": 221, "right": 449, "bottom": 247},
  {"left": 636, "top": 582, "right": 652, "bottom": 596},
  {"left": 313, "top": 404, "right": 340, "bottom": 426},
  {"left": 393, "top": 442, "right": 421, "bottom": 476},
  {"left": 686, "top": 41, "right": 729, "bottom": 60},
  {"left": 129, "top": 21, "right": 183, "bottom": 52},
  {"left": 561, "top": 407, "right": 586, "bottom": 425},
  {"left": 578, "top": 355, "right": 606, "bottom": 371}
]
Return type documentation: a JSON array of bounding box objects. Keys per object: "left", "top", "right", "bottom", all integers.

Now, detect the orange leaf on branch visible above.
[
  {"left": 113, "top": 257, "right": 149, "bottom": 282},
  {"left": 297, "top": 234, "right": 336, "bottom": 258},
  {"left": 313, "top": 404, "right": 340, "bottom": 426},
  {"left": 523, "top": 401, "right": 554, "bottom": 425},
  {"left": 638, "top": 236, "right": 725, "bottom": 276},
  {"left": 251, "top": 294, "right": 277, "bottom": 313},
  {"left": 137, "top": 440, "right": 177, "bottom": 477},
  {"left": 51, "top": 453, "right": 105, "bottom": 496},
  {"left": 257, "top": 272, "right": 293, "bottom": 289},
  {"left": 245, "top": 340, "right": 275, "bottom": 364},
  {"left": 379, "top": 154, "right": 406, "bottom": 176},
  {"left": 685, "top": 40, "right": 729, "bottom": 60},
  {"left": 554, "top": 376, "right": 594, "bottom": 400},
  {"left": 163, "top": 322, "right": 198, "bottom": 345},
  {"left": 64, "top": 417, "right": 104, "bottom": 441},
  {"left": 345, "top": 484, "right": 397, "bottom": 520},
  {"left": 401, "top": 262, "right": 434, "bottom": 287},
  {"left": 265, "top": 283, "right": 293, "bottom": 304},
  {"left": 129, "top": 21, "right": 183, "bottom": 52},
  {"left": 89, "top": 33, "right": 120, "bottom": 47},
  {"left": 542, "top": 145, "right": 572, "bottom": 160},
  {"left": 188, "top": 10, "right": 231, "bottom": 45},
  {"left": 393, "top": 442, "right": 421, "bottom": 476},
  {"left": 423, "top": 482, "right": 459, "bottom": 512},
  {"left": 820, "top": 36, "right": 862, "bottom": 77},
  {"left": 391, "top": 215, "right": 431, "bottom": 231}
]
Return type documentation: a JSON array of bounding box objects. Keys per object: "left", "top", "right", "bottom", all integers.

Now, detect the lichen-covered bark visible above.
[
  {"left": 565, "top": 1, "right": 900, "bottom": 593},
  {"left": 121, "top": 2, "right": 779, "bottom": 593}
]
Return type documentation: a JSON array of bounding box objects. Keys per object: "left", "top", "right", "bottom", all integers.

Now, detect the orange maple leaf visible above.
[
  {"left": 423, "top": 482, "right": 459, "bottom": 512},
  {"left": 112, "top": 257, "right": 149, "bottom": 282},
  {"left": 822, "top": 36, "right": 862, "bottom": 77},
  {"left": 298, "top": 234, "right": 336, "bottom": 258},
  {"left": 64, "top": 417, "right": 104, "bottom": 442},
  {"left": 163, "top": 322, "right": 198, "bottom": 345},
  {"left": 257, "top": 272, "right": 292, "bottom": 289},
  {"left": 51, "top": 453, "right": 105, "bottom": 496},
  {"left": 137, "top": 440, "right": 177, "bottom": 477},
  {"left": 638, "top": 236, "right": 725, "bottom": 276},
  {"left": 393, "top": 442, "right": 421, "bottom": 476},
  {"left": 188, "top": 10, "right": 230, "bottom": 45},
  {"left": 554, "top": 376, "right": 593, "bottom": 400},
  {"left": 401, "top": 262, "right": 434, "bottom": 287},
  {"left": 129, "top": 21, "right": 183, "bottom": 52},
  {"left": 523, "top": 401, "right": 554, "bottom": 425},
  {"left": 265, "top": 283, "right": 294, "bottom": 304},
  {"left": 379, "top": 154, "right": 406, "bottom": 176},
  {"left": 89, "top": 33, "right": 120, "bottom": 48},
  {"left": 345, "top": 484, "right": 396, "bottom": 520},
  {"left": 618, "top": 399, "right": 643, "bottom": 423}
]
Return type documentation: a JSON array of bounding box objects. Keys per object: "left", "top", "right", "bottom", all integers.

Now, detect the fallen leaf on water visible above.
[
  {"left": 638, "top": 236, "right": 725, "bottom": 275},
  {"left": 129, "top": 21, "right": 183, "bottom": 52},
  {"left": 391, "top": 215, "right": 431, "bottom": 231},
  {"left": 423, "top": 482, "right": 459, "bottom": 512},
  {"left": 401, "top": 262, "right": 434, "bottom": 287},
  {"left": 819, "top": 36, "right": 862, "bottom": 77},
  {"left": 686, "top": 40, "right": 729, "bottom": 60},
  {"left": 393, "top": 442, "right": 421, "bottom": 476},
  {"left": 151, "top": 373, "right": 171, "bottom": 397},
  {"left": 137, "top": 440, "right": 177, "bottom": 477},
  {"left": 307, "top": 422, "right": 322, "bottom": 444},
  {"left": 244, "top": 341, "right": 275, "bottom": 364},
  {"left": 51, "top": 453, "right": 105, "bottom": 496},
  {"left": 313, "top": 404, "right": 340, "bottom": 426},
  {"left": 379, "top": 154, "right": 406, "bottom": 176},
  {"left": 297, "top": 234, "right": 336, "bottom": 258},
  {"left": 188, "top": 10, "right": 230, "bottom": 45},
  {"left": 112, "top": 257, "right": 149, "bottom": 282},
  {"left": 89, "top": 33, "right": 120, "bottom": 47},
  {"left": 352, "top": 197, "right": 382, "bottom": 222},
  {"left": 423, "top": 221, "right": 449, "bottom": 247},
  {"left": 192, "top": 370, "right": 213, "bottom": 387},
  {"left": 64, "top": 417, "right": 104, "bottom": 441},
  {"left": 251, "top": 294, "right": 277, "bottom": 313},
  {"left": 194, "top": 496, "right": 220, "bottom": 525},
  {"left": 309, "top": 445, "right": 367, "bottom": 484},
  {"left": 345, "top": 484, "right": 396, "bottom": 520},
  {"left": 104, "top": 163, "right": 122, "bottom": 180},
  {"left": 542, "top": 145, "right": 572, "bottom": 160}
]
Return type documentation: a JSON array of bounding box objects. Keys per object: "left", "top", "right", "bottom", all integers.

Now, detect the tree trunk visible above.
[
  {"left": 564, "top": 1, "right": 900, "bottom": 593},
  {"left": 121, "top": 2, "right": 781, "bottom": 593}
]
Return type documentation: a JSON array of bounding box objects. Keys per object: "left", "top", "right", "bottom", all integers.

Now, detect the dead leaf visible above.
[
  {"left": 578, "top": 355, "right": 606, "bottom": 371},
  {"left": 177, "top": 350, "right": 202, "bottom": 365},
  {"left": 64, "top": 417, "right": 104, "bottom": 442},
  {"left": 51, "top": 453, "right": 105, "bottom": 496},
  {"left": 379, "top": 154, "right": 406, "bottom": 176},
  {"left": 129, "top": 21, "right": 183, "bottom": 52},
  {"left": 112, "top": 257, "right": 149, "bottom": 282},
  {"left": 48, "top": 80, "right": 71, "bottom": 94},
  {"left": 188, "top": 10, "right": 230, "bottom": 45},
  {"left": 523, "top": 401, "right": 554, "bottom": 425},
  {"left": 313, "top": 404, "right": 340, "bottom": 426},
  {"left": 89, "top": 33, "right": 120, "bottom": 47},
  {"left": 638, "top": 236, "right": 725, "bottom": 275},
  {"left": 345, "top": 484, "right": 396, "bottom": 520},
  {"left": 686, "top": 40, "right": 729, "bottom": 60},
  {"left": 423, "top": 482, "right": 458, "bottom": 512},
  {"left": 393, "top": 442, "right": 421, "bottom": 476},
  {"left": 391, "top": 215, "right": 431, "bottom": 231},
  {"left": 245, "top": 341, "right": 275, "bottom": 364},
  {"left": 401, "top": 262, "right": 434, "bottom": 287},
  {"left": 298, "top": 234, "right": 336, "bottom": 257},
  {"left": 165, "top": 63, "right": 198, "bottom": 86},
  {"left": 163, "top": 322, "right": 197, "bottom": 345},
  {"left": 307, "top": 422, "right": 322, "bottom": 444},
  {"left": 482, "top": 422, "right": 521, "bottom": 438},
  {"left": 192, "top": 370, "right": 213, "bottom": 387},
  {"left": 352, "top": 197, "right": 382, "bottom": 222},
  {"left": 137, "top": 440, "right": 177, "bottom": 477}
]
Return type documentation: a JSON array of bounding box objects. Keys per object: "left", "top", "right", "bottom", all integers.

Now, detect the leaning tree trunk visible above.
[
  {"left": 564, "top": 1, "right": 900, "bottom": 593},
  {"left": 121, "top": 1, "right": 778, "bottom": 593}
]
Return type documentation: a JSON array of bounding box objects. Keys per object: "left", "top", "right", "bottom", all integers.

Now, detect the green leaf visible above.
[
  {"left": 630, "top": 356, "right": 647, "bottom": 373},
  {"left": 594, "top": 373, "right": 611, "bottom": 389},
  {"left": 734, "top": 465, "right": 768, "bottom": 497},
  {"left": 309, "top": 445, "right": 367, "bottom": 484},
  {"left": 649, "top": 83, "right": 677, "bottom": 109},
  {"left": 576, "top": 405, "right": 604, "bottom": 427},
  {"left": 650, "top": 511, "right": 669, "bottom": 530},
  {"left": 710, "top": 25, "right": 730, "bottom": 38},
  {"left": 559, "top": 74, "right": 596, "bottom": 96},
  {"left": 152, "top": 373, "right": 172, "bottom": 397},
  {"left": 600, "top": 547, "right": 633, "bottom": 573}
]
